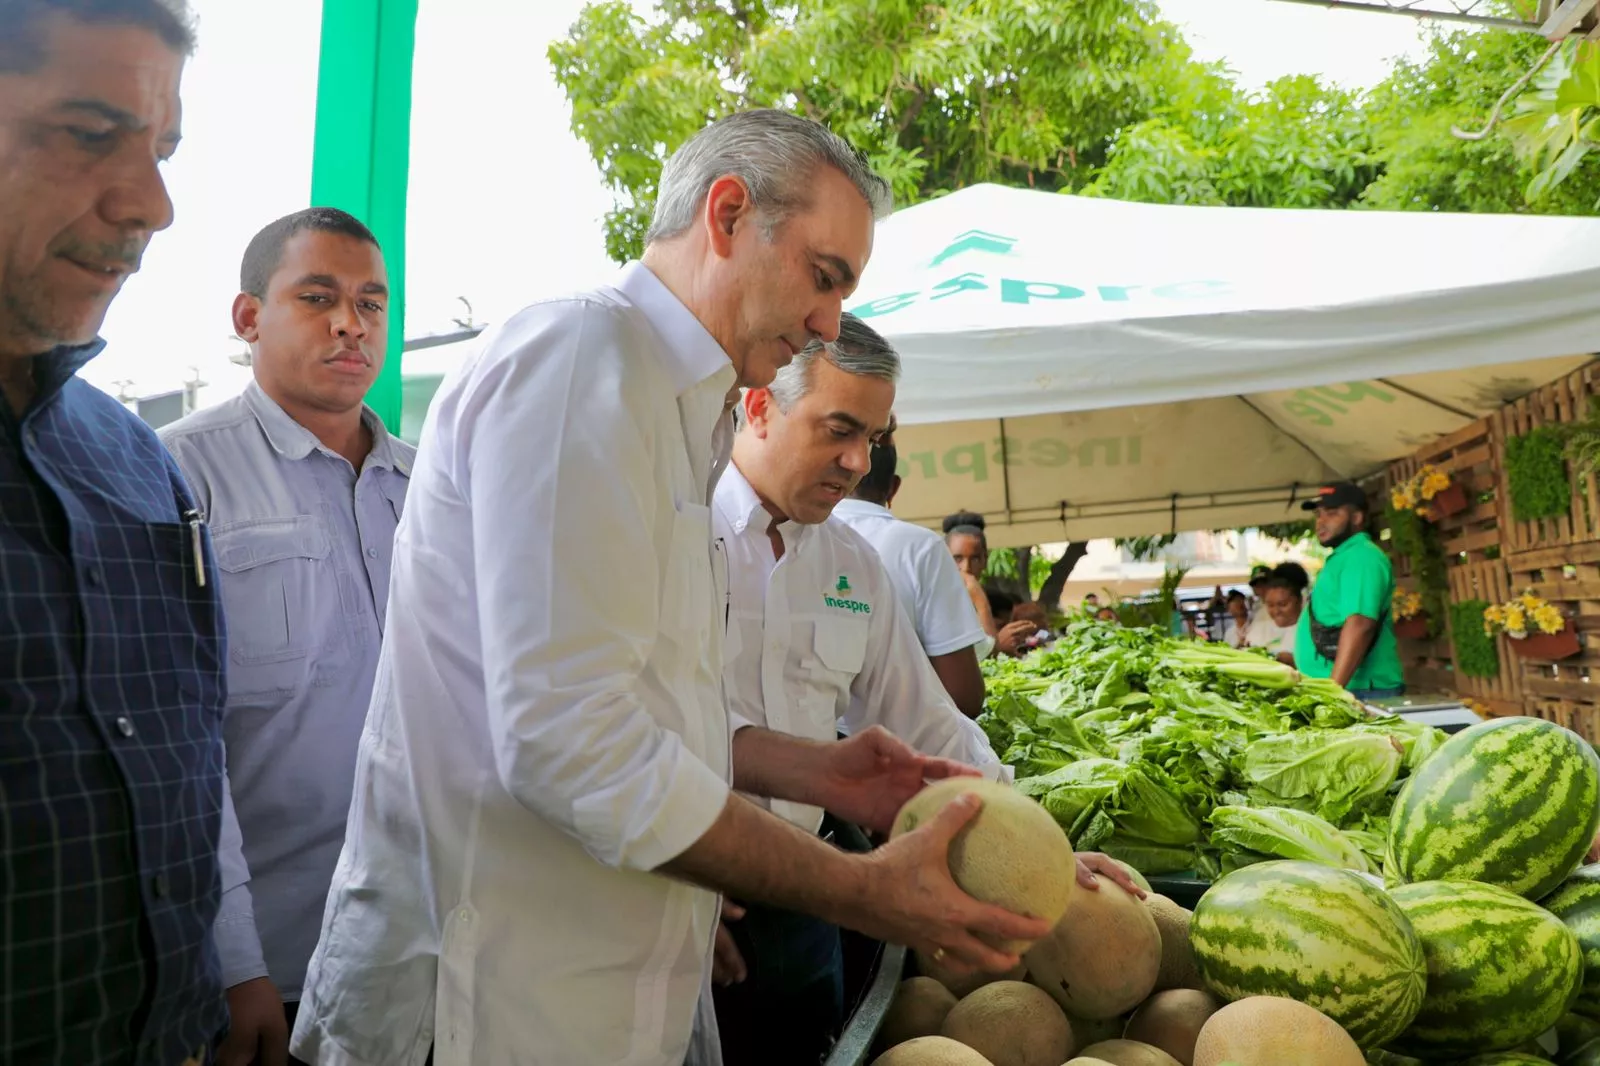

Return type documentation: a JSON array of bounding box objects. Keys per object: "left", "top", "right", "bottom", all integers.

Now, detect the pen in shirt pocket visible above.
[
  {"left": 183, "top": 508, "right": 207, "bottom": 588},
  {"left": 713, "top": 536, "right": 729, "bottom": 630}
]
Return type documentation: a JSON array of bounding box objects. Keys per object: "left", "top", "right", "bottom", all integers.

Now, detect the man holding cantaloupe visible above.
[{"left": 290, "top": 112, "right": 1051, "bottom": 1066}]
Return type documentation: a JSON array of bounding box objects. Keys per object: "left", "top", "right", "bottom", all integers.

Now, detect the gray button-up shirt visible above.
[{"left": 160, "top": 382, "right": 413, "bottom": 999}]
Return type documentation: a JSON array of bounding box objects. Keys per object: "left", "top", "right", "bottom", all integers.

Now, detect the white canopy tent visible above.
[{"left": 847, "top": 185, "right": 1600, "bottom": 548}]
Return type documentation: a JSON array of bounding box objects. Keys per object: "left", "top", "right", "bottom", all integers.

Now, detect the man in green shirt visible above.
[{"left": 1295, "top": 482, "right": 1405, "bottom": 700}]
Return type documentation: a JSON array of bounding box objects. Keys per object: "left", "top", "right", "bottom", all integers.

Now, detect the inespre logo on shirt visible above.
[{"left": 824, "top": 574, "right": 872, "bottom": 615}]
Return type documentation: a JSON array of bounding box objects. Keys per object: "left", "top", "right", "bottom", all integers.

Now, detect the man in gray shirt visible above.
[{"left": 160, "top": 207, "right": 413, "bottom": 1066}]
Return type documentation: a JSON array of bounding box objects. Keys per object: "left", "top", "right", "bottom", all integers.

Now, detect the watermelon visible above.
[
  {"left": 1545, "top": 865, "right": 1600, "bottom": 1020},
  {"left": 1189, "top": 860, "right": 1424, "bottom": 1047},
  {"left": 1389, "top": 880, "right": 1582, "bottom": 1057},
  {"left": 1387, "top": 717, "right": 1600, "bottom": 900},
  {"left": 1569, "top": 1040, "right": 1600, "bottom": 1066}
]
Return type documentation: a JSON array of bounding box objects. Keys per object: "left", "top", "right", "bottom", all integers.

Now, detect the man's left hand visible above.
[
  {"left": 818, "top": 725, "right": 980, "bottom": 835},
  {"left": 1075, "top": 852, "right": 1148, "bottom": 898}
]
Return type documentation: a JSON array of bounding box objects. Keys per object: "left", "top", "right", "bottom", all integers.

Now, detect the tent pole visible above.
[{"left": 310, "top": 0, "right": 420, "bottom": 434}]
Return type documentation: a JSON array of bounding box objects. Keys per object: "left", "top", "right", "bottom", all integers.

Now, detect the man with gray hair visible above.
[
  {"left": 291, "top": 110, "right": 1048, "bottom": 1066},
  {"left": 710, "top": 314, "right": 1142, "bottom": 1062}
]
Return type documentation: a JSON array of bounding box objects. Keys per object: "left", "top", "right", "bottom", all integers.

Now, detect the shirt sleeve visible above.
[
  {"left": 840, "top": 558, "right": 1006, "bottom": 781},
  {"left": 212, "top": 765, "right": 267, "bottom": 988},
  {"left": 1339, "top": 547, "right": 1393, "bottom": 623},
  {"left": 459, "top": 304, "right": 730, "bottom": 874},
  {"left": 912, "top": 536, "right": 989, "bottom": 658}
]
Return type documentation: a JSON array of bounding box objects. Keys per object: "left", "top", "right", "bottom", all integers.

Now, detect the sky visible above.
[{"left": 86, "top": 0, "right": 1438, "bottom": 407}]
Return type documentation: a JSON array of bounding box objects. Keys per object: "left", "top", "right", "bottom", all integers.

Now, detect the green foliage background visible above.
[{"left": 549, "top": 0, "right": 1600, "bottom": 264}]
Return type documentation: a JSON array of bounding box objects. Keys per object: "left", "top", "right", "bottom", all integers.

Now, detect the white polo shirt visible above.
[
  {"left": 714, "top": 465, "right": 1006, "bottom": 833},
  {"left": 831, "top": 498, "right": 987, "bottom": 657}
]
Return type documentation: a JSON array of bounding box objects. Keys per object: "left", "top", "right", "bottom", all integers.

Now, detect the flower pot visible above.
[
  {"left": 1394, "top": 616, "right": 1430, "bottom": 640},
  {"left": 1507, "top": 622, "right": 1581, "bottom": 661},
  {"left": 1425, "top": 481, "right": 1469, "bottom": 520}
]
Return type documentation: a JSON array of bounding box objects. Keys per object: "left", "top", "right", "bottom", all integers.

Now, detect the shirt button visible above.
[
  {"left": 23, "top": 428, "right": 37, "bottom": 448},
  {"left": 85, "top": 566, "right": 102, "bottom": 587},
  {"left": 152, "top": 874, "right": 170, "bottom": 898},
  {"left": 367, "top": 547, "right": 379, "bottom": 559},
  {"left": 115, "top": 716, "right": 134, "bottom": 737}
]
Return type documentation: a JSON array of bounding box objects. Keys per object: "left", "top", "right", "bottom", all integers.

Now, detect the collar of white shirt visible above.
[
  {"left": 832, "top": 498, "right": 890, "bottom": 521},
  {"left": 243, "top": 380, "right": 408, "bottom": 474},
  {"left": 615, "top": 261, "right": 733, "bottom": 397},
  {"left": 713, "top": 458, "right": 810, "bottom": 546}
]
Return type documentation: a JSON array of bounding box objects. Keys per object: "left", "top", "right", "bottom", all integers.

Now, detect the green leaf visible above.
[{"left": 1555, "top": 41, "right": 1600, "bottom": 113}]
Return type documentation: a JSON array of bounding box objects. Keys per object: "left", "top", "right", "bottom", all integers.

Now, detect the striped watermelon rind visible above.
[
  {"left": 1389, "top": 879, "right": 1582, "bottom": 1057},
  {"left": 1189, "top": 860, "right": 1425, "bottom": 1047},
  {"left": 1544, "top": 864, "right": 1600, "bottom": 1020},
  {"left": 1387, "top": 716, "right": 1600, "bottom": 901}
]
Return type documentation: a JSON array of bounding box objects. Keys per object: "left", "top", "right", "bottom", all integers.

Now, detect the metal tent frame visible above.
[{"left": 1264, "top": 0, "right": 1598, "bottom": 37}]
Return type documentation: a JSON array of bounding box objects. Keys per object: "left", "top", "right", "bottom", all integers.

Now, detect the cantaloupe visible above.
[
  {"left": 1113, "top": 859, "right": 1154, "bottom": 894},
  {"left": 1146, "top": 895, "right": 1203, "bottom": 992},
  {"left": 916, "top": 952, "right": 1027, "bottom": 998},
  {"left": 878, "top": 978, "right": 959, "bottom": 1051},
  {"left": 1123, "top": 989, "right": 1223, "bottom": 1066},
  {"left": 870, "top": 1035, "right": 995, "bottom": 1066},
  {"left": 1023, "top": 875, "right": 1161, "bottom": 1019},
  {"left": 1191, "top": 997, "right": 1364, "bottom": 1066},
  {"left": 892, "top": 779, "right": 1076, "bottom": 953},
  {"left": 939, "top": 981, "right": 1072, "bottom": 1066},
  {"left": 1063, "top": 1012, "right": 1126, "bottom": 1047},
  {"left": 1078, "top": 1039, "right": 1183, "bottom": 1066}
]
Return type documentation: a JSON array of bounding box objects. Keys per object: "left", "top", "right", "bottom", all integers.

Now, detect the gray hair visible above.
[
  {"left": 767, "top": 312, "right": 899, "bottom": 413},
  {"left": 646, "top": 109, "right": 893, "bottom": 245}
]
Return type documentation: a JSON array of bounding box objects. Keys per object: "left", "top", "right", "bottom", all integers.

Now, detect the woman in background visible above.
[
  {"left": 1249, "top": 562, "right": 1310, "bottom": 664},
  {"left": 944, "top": 511, "right": 1035, "bottom": 657}
]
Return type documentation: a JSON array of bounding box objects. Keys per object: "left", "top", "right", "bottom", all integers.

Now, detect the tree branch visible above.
[{"left": 1037, "top": 542, "right": 1090, "bottom": 610}]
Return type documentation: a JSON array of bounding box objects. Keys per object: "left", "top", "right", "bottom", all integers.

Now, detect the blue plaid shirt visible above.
[{"left": 0, "top": 341, "right": 227, "bottom": 1065}]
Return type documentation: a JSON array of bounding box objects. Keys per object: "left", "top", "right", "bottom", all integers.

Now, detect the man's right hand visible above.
[
  {"left": 219, "top": 976, "right": 289, "bottom": 1066},
  {"left": 833, "top": 792, "right": 1052, "bottom": 976}
]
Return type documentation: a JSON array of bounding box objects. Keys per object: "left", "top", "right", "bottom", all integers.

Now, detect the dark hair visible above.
[
  {"left": 240, "top": 207, "right": 381, "bottom": 299},
  {"left": 1266, "top": 561, "right": 1311, "bottom": 594},
  {"left": 0, "top": 0, "right": 195, "bottom": 72},
  {"left": 1226, "top": 589, "right": 1247, "bottom": 604},
  {"left": 853, "top": 434, "right": 898, "bottom": 505},
  {"left": 943, "top": 510, "right": 985, "bottom": 535},
  {"left": 985, "top": 588, "right": 1018, "bottom": 616}
]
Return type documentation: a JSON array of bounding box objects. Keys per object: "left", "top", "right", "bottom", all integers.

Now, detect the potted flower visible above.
[
  {"left": 1391, "top": 464, "right": 1468, "bottom": 521},
  {"left": 1483, "top": 591, "right": 1579, "bottom": 660},
  {"left": 1392, "top": 591, "right": 1430, "bottom": 640}
]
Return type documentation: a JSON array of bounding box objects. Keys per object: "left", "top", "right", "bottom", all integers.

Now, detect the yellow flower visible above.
[
  {"left": 1520, "top": 592, "right": 1543, "bottom": 610},
  {"left": 1534, "top": 604, "right": 1565, "bottom": 635},
  {"left": 1391, "top": 488, "right": 1411, "bottom": 511},
  {"left": 1505, "top": 605, "right": 1528, "bottom": 633},
  {"left": 1421, "top": 470, "right": 1451, "bottom": 499}
]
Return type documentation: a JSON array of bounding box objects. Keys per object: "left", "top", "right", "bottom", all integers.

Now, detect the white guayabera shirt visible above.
[
  {"left": 290, "top": 264, "right": 738, "bottom": 1066},
  {"left": 713, "top": 462, "right": 1008, "bottom": 833}
]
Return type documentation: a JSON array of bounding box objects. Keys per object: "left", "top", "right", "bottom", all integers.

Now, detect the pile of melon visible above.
[{"left": 868, "top": 717, "right": 1600, "bottom": 1066}]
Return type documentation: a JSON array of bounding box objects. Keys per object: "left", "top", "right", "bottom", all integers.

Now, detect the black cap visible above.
[
  {"left": 1301, "top": 482, "right": 1368, "bottom": 511},
  {"left": 1249, "top": 564, "right": 1273, "bottom": 583}
]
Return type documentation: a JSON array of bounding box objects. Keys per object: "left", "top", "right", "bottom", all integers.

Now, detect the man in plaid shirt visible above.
[{"left": 0, "top": 2, "right": 227, "bottom": 1063}]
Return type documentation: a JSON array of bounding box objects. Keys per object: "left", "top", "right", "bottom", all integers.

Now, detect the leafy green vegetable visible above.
[
  {"left": 1209, "top": 805, "right": 1376, "bottom": 873},
  {"left": 1240, "top": 730, "right": 1403, "bottom": 824},
  {"left": 981, "top": 622, "right": 1446, "bottom": 877},
  {"left": 1506, "top": 426, "right": 1572, "bottom": 521}
]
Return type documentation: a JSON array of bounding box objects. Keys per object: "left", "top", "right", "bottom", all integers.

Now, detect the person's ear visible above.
[
  {"left": 232, "top": 292, "right": 263, "bottom": 344},
  {"left": 743, "top": 387, "right": 778, "bottom": 438},
  {"left": 704, "top": 175, "right": 754, "bottom": 259}
]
